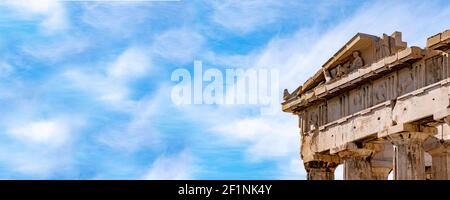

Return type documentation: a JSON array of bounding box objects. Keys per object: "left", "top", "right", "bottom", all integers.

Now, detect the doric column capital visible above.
[
  {"left": 371, "top": 167, "right": 392, "bottom": 180},
  {"left": 302, "top": 152, "right": 341, "bottom": 164},
  {"left": 427, "top": 141, "right": 450, "bottom": 156},
  {"left": 304, "top": 160, "right": 338, "bottom": 180},
  {"left": 336, "top": 142, "right": 383, "bottom": 160},
  {"left": 387, "top": 132, "right": 433, "bottom": 145},
  {"left": 304, "top": 160, "right": 338, "bottom": 170},
  {"left": 303, "top": 152, "right": 341, "bottom": 180},
  {"left": 424, "top": 136, "right": 450, "bottom": 154}
]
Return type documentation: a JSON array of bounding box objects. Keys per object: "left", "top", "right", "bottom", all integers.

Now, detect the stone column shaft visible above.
[
  {"left": 428, "top": 145, "right": 450, "bottom": 180},
  {"left": 370, "top": 142, "right": 394, "bottom": 180},
  {"left": 432, "top": 153, "right": 450, "bottom": 179},
  {"left": 307, "top": 168, "right": 335, "bottom": 180},
  {"left": 343, "top": 157, "right": 372, "bottom": 180},
  {"left": 395, "top": 142, "right": 425, "bottom": 179},
  {"left": 338, "top": 142, "right": 381, "bottom": 180},
  {"left": 389, "top": 132, "right": 431, "bottom": 180}
]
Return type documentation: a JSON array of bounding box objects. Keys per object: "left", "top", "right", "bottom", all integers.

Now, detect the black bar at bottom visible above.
[{"left": 0, "top": 180, "right": 445, "bottom": 199}]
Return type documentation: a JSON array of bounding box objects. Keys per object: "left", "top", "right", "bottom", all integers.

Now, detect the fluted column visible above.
[
  {"left": 342, "top": 156, "right": 372, "bottom": 180},
  {"left": 431, "top": 149, "right": 450, "bottom": 179},
  {"left": 388, "top": 132, "right": 431, "bottom": 180},
  {"left": 305, "top": 161, "right": 337, "bottom": 180},
  {"left": 338, "top": 142, "right": 382, "bottom": 180}
]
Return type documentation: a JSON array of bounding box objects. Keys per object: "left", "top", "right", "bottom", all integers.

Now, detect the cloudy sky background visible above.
[{"left": 0, "top": 0, "right": 449, "bottom": 179}]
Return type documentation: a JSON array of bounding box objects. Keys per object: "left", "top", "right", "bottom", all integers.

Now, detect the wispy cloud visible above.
[
  {"left": 208, "top": 0, "right": 357, "bottom": 35},
  {"left": 0, "top": 0, "right": 68, "bottom": 32},
  {"left": 0, "top": 61, "right": 13, "bottom": 78},
  {"left": 96, "top": 90, "right": 165, "bottom": 152},
  {"left": 21, "top": 36, "right": 90, "bottom": 63},
  {"left": 0, "top": 149, "right": 73, "bottom": 178},
  {"left": 8, "top": 118, "right": 72, "bottom": 147},
  {"left": 277, "top": 158, "right": 306, "bottom": 180},
  {"left": 209, "top": 0, "right": 284, "bottom": 34},
  {"left": 78, "top": 2, "right": 190, "bottom": 38},
  {"left": 152, "top": 28, "right": 205, "bottom": 63},
  {"left": 142, "top": 150, "right": 197, "bottom": 180},
  {"left": 168, "top": 103, "right": 304, "bottom": 179},
  {"left": 0, "top": 115, "right": 84, "bottom": 178},
  {"left": 212, "top": 115, "right": 299, "bottom": 161},
  {"left": 63, "top": 46, "right": 153, "bottom": 109},
  {"left": 107, "top": 47, "right": 153, "bottom": 80},
  {"left": 80, "top": 2, "right": 147, "bottom": 37}
]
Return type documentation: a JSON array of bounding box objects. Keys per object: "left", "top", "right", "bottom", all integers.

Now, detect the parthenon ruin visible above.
[{"left": 282, "top": 30, "right": 450, "bottom": 180}]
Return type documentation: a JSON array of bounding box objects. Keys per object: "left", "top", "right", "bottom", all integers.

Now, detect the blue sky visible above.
[{"left": 0, "top": 0, "right": 449, "bottom": 180}]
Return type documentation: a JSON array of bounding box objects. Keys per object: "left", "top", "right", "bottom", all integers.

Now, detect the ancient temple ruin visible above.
[{"left": 282, "top": 30, "right": 450, "bottom": 180}]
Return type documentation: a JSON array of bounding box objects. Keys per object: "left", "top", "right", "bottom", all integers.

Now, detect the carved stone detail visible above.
[
  {"left": 425, "top": 55, "right": 443, "bottom": 85},
  {"left": 283, "top": 89, "right": 290, "bottom": 100},
  {"left": 350, "top": 51, "right": 364, "bottom": 71}
]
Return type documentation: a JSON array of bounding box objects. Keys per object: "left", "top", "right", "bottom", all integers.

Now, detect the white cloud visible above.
[
  {"left": 21, "top": 36, "right": 90, "bottom": 62},
  {"left": 209, "top": 0, "right": 286, "bottom": 34},
  {"left": 152, "top": 28, "right": 205, "bottom": 63},
  {"left": 107, "top": 47, "right": 152, "bottom": 79},
  {"left": 0, "top": 115, "right": 83, "bottom": 178},
  {"left": 63, "top": 27, "right": 205, "bottom": 110},
  {"left": 186, "top": 106, "right": 304, "bottom": 179},
  {"left": 8, "top": 119, "right": 71, "bottom": 147},
  {"left": 64, "top": 69, "right": 131, "bottom": 108},
  {"left": 0, "top": 0, "right": 68, "bottom": 32},
  {"left": 0, "top": 151, "right": 70, "bottom": 179},
  {"left": 208, "top": 0, "right": 348, "bottom": 34},
  {"left": 64, "top": 46, "right": 152, "bottom": 109},
  {"left": 212, "top": 114, "right": 299, "bottom": 161},
  {"left": 80, "top": 3, "right": 164, "bottom": 38},
  {"left": 143, "top": 150, "right": 197, "bottom": 180},
  {"left": 102, "top": 46, "right": 153, "bottom": 82},
  {"left": 213, "top": 118, "right": 262, "bottom": 140},
  {"left": 0, "top": 61, "right": 13, "bottom": 78},
  {"left": 278, "top": 158, "right": 306, "bottom": 180},
  {"left": 96, "top": 92, "right": 164, "bottom": 151}
]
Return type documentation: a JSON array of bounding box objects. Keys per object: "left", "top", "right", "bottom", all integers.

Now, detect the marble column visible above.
[
  {"left": 428, "top": 144, "right": 450, "bottom": 180},
  {"left": 338, "top": 143, "right": 379, "bottom": 180},
  {"left": 424, "top": 126, "right": 450, "bottom": 180},
  {"left": 343, "top": 156, "right": 373, "bottom": 180},
  {"left": 370, "top": 141, "right": 393, "bottom": 180},
  {"left": 388, "top": 132, "right": 431, "bottom": 180},
  {"left": 305, "top": 161, "right": 337, "bottom": 180}
]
